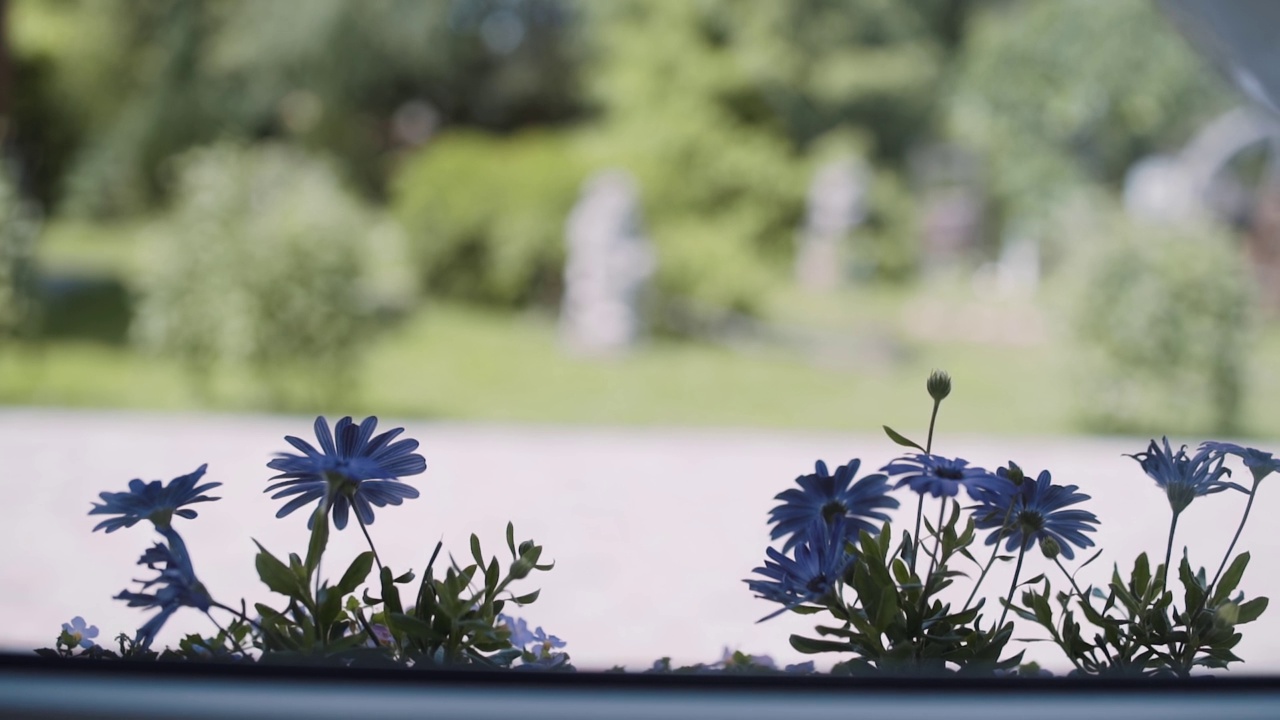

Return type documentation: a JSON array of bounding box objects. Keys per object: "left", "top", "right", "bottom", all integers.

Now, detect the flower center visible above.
[
  {"left": 1017, "top": 510, "right": 1044, "bottom": 532},
  {"left": 806, "top": 574, "right": 830, "bottom": 593},
  {"left": 936, "top": 466, "right": 964, "bottom": 480},
  {"left": 820, "top": 501, "right": 847, "bottom": 523}
]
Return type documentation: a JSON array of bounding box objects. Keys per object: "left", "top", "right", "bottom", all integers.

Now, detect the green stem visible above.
[
  {"left": 1053, "top": 556, "right": 1085, "bottom": 597},
  {"left": 925, "top": 399, "right": 941, "bottom": 455},
  {"left": 1162, "top": 511, "right": 1181, "bottom": 594},
  {"left": 212, "top": 601, "right": 262, "bottom": 633},
  {"left": 354, "top": 512, "right": 399, "bottom": 655},
  {"left": 963, "top": 515, "right": 1011, "bottom": 613},
  {"left": 355, "top": 513, "right": 386, "bottom": 576},
  {"left": 910, "top": 398, "right": 943, "bottom": 574},
  {"left": 1210, "top": 481, "right": 1258, "bottom": 591},
  {"left": 924, "top": 498, "right": 948, "bottom": 583},
  {"left": 997, "top": 543, "right": 1027, "bottom": 630},
  {"left": 910, "top": 495, "right": 924, "bottom": 575}
]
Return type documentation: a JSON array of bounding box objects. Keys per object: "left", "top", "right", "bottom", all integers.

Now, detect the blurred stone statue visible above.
[
  {"left": 795, "top": 157, "right": 869, "bottom": 292},
  {"left": 560, "top": 170, "right": 655, "bottom": 356}
]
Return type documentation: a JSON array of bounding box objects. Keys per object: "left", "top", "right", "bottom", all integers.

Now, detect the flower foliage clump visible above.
[
  {"left": 44, "top": 416, "right": 567, "bottom": 670},
  {"left": 745, "top": 371, "right": 1270, "bottom": 677}
]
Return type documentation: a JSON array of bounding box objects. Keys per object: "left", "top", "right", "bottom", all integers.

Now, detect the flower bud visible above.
[
  {"left": 1004, "top": 461, "right": 1025, "bottom": 486},
  {"left": 1039, "top": 536, "right": 1061, "bottom": 559},
  {"left": 927, "top": 370, "right": 952, "bottom": 402}
]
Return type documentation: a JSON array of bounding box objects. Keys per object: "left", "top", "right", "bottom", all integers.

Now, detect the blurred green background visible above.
[{"left": 1, "top": 0, "right": 1276, "bottom": 437}]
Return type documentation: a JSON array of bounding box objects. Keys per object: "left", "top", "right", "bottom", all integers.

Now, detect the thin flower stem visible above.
[
  {"left": 354, "top": 512, "right": 400, "bottom": 656},
  {"left": 925, "top": 498, "right": 948, "bottom": 582},
  {"left": 910, "top": 495, "right": 924, "bottom": 575},
  {"left": 963, "top": 519, "right": 1010, "bottom": 613},
  {"left": 356, "top": 513, "right": 386, "bottom": 577},
  {"left": 997, "top": 543, "right": 1027, "bottom": 630},
  {"left": 1162, "top": 511, "right": 1181, "bottom": 594},
  {"left": 925, "top": 399, "right": 941, "bottom": 455},
  {"left": 1210, "top": 482, "right": 1258, "bottom": 591},
  {"left": 212, "top": 601, "right": 262, "bottom": 632},
  {"left": 911, "top": 398, "right": 942, "bottom": 574},
  {"left": 1053, "top": 556, "right": 1085, "bottom": 597}
]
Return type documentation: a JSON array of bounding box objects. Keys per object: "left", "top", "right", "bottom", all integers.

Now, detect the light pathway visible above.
[{"left": 2, "top": 408, "right": 1276, "bottom": 673}]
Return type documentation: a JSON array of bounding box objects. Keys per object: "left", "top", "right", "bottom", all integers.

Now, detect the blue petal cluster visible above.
[
  {"left": 768, "top": 460, "right": 898, "bottom": 552},
  {"left": 266, "top": 416, "right": 427, "bottom": 530},
  {"left": 1200, "top": 441, "right": 1280, "bottom": 485},
  {"left": 500, "top": 615, "right": 569, "bottom": 669},
  {"left": 970, "top": 469, "right": 1100, "bottom": 560},
  {"left": 881, "top": 454, "right": 1000, "bottom": 499},
  {"left": 61, "top": 616, "right": 99, "bottom": 650},
  {"left": 89, "top": 465, "right": 220, "bottom": 533},
  {"left": 1129, "top": 437, "right": 1242, "bottom": 514},
  {"left": 745, "top": 521, "right": 855, "bottom": 621},
  {"left": 116, "top": 534, "right": 213, "bottom": 649}
]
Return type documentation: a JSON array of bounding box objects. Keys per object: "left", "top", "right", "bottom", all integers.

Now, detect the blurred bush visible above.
[
  {"left": 133, "top": 143, "right": 410, "bottom": 408},
  {"left": 392, "top": 130, "right": 585, "bottom": 307},
  {"left": 949, "top": 0, "right": 1231, "bottom": 227},
  {"left": 0, "top": 170, "right": 41, "bottom": 341},
  {"left": 1059, "top": 211, "right": 1253, "bottom": 435}
]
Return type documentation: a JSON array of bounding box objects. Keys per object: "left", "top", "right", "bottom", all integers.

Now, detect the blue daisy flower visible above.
[
  {"left": 768, "top": 459, "right": 898, "bottom": 552},
  {"left": 1200, "top": 441, "right": 1280, "bottom": 485},
  {"left": 745, "top": 520, "right": 855, "bottom": 621},
  {"left": 89, "top": 464, "right": 220, "bottom": 533},
  {"left": 266, "top": 416, "right": 427, "bottom": 530},
  {"left": 1129, "top": 437, "right": 1243, "bottom": 514},
  {"left": 881, "top": 454, "right": 1001, "bottom": 499},
  {"left": 970, "top": 469, "right": 1100, "bottom": 560},
  {"left": 116, "top": 535, "right": 213, "bottom": 649}
]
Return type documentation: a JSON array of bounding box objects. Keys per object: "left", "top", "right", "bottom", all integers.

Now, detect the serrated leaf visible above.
[
  {"left": 883, "top": 425, "right": 925, "bottom": 452},
  {"left": 255, "top": 541, "right": 308, "bottom": 602},
  {"left": 337, "top": 552, "right": 375, "bottom": 596}
]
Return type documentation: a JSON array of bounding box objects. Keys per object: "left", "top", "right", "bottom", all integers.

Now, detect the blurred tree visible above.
[
  {"left": 948, "top": 0, "right": 1234, "bottom": 228},
  {"left": 577, "top": 0, "right": 971, "bottom": 318},
  {"left": 9, "top": 0, "right": 586, "bottom": 214}
]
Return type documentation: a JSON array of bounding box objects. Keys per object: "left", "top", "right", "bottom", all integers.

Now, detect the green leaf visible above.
[
  {"left": 1212, "top": 552, "right": 1250, "bottom": 606},
  {"left": 506, "top": 522, "right": 517, "bottom": 560},
  {"left": 470, "top": 534, "right": 485, "bottom": 569},
  {"left": 336, "top": 552, "right": 375, "bottom": 596},
  {"left": 1131, "top": 553, "right": 1151, "bottom": 599},
  {"left": 389, "top": 612, "right": 436, "bottom": 643},
  {"left": 1237, "top": 597, "right": 1269, "bottom": 624},
  {"left": 883, "top": 425, "right": 925, "bottom": 452},
  {"left": 305, "top": 504, "right": 330, "bottom": 579},
  {"left": 873, "top": 586, "right": 899, "bottom": 632},
  {"left": 255, "top": 541, "right": 309, "bottom": 602},
  {"left": 790, "top": 634, "right": 853, "bottom": 655},
  {"left": 380, "top": 565, "right": 404, "bottom": 615},
  {"left": 513, "top": 589, "right": 540, "bottom": 605}
]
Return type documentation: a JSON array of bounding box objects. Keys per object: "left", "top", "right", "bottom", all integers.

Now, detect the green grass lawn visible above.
[
  {"left": 0, "top": 298, "right": 1070, "bottom": 435},
  {"left": 8, "top": 220, "right": 1279, "bottom": 438}
]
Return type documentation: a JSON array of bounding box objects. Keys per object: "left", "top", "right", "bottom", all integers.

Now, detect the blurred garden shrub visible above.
[
  {"left": 133, "top": 143, "right": 411, "bottom": 408},
  {"left": 0, "top": 170, "right": 41, "bottom": 341},
  {"left": 1060, "top": 212, "right": 1253, "bottom": 435},
  {"left": 949, "top": 0, "right": 1230, "bottom": 228},
  {"left": 392, "top": 130, "right": 584, "bottom": 307}
]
